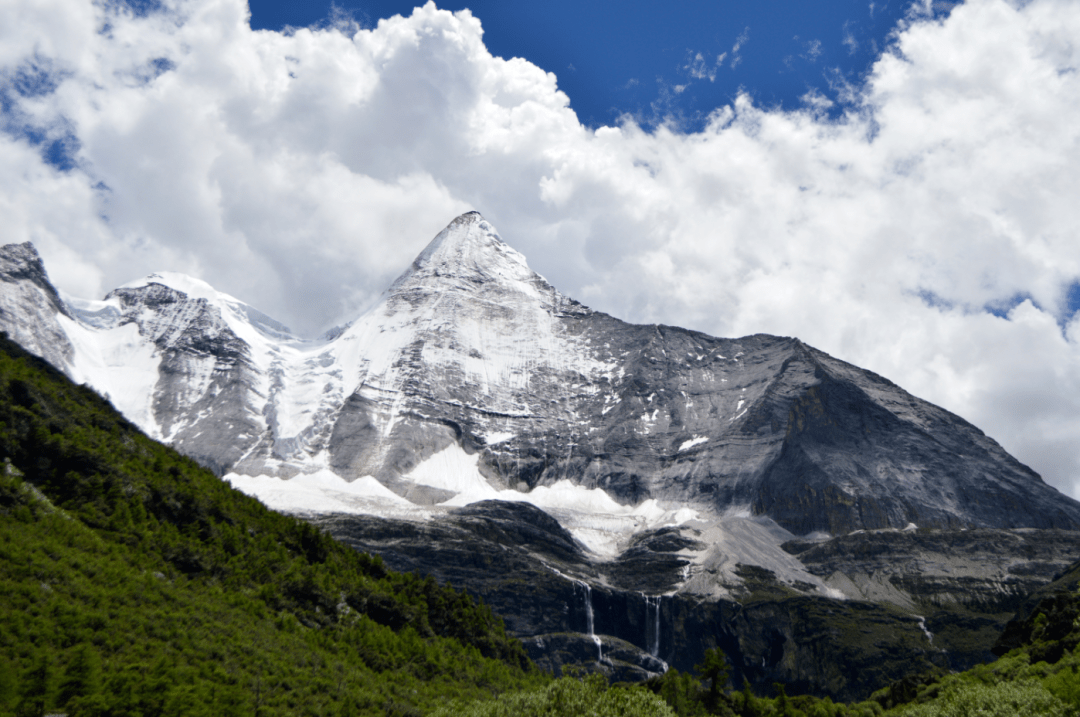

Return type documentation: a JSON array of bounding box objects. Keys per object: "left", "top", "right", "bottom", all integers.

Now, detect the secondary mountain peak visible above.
[
  {"left": 117, "top": 271, "right": 233, "bottom": 304},
  {"left": 0, "top": 240, "right": 74, "bottom": 374},
  {"left": 107, "top": 270, "right": 296, "bottom": 340},
  {"left": 0, "top": 241, "right": 70, "bottom": 318}
]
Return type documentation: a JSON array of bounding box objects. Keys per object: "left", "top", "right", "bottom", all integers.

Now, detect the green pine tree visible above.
[
  {"left": 695, "top": 647, "right": 731, "bottom": 712},
  {"left": 57, "top": 643, "right": 101, "bottom": 708},
  {"left": 16, "top": 652, "right": 55, "bottom": 717},
  {"left": 0, "top": 658, "right": 16, "bottom": 712}
]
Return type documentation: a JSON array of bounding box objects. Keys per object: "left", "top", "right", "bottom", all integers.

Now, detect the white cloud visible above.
[
  {"left": 731, "top": 27, "right": 750, "bottom": 69},
  {"left": 2, "top": 0, "right": 1080, "bottom": 500},
  {"left": 842, "top": 22, "right": 859, "bottom": 54},
  {"left": 683, "top": 52, "right": 714, "bottom": 82},
  {"left": 682, "top": 51, "right": 726, "bottom": 83}
]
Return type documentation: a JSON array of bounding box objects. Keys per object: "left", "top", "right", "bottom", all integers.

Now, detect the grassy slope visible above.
[{"left": 0, "top": 333, "right": 546, "bottom": 716}]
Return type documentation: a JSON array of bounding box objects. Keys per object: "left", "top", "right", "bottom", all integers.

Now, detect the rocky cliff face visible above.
[
  {"left": 3, "top": 213, "right": 1080, "bottom": 699},
  {"left": 783, "top": 529, "right": 1080, "bottom": 614},
  {"left": 0, "top": 242, "right": 75, "bottom": 373},
  {"left": 315, "top": 503, "right": 1080, "bottom": 700}
]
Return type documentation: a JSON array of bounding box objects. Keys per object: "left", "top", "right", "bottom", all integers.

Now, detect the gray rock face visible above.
[
  {"left": 783, "top": 529, "right": 1080, "bottom": 614},
  {"left": 466, "top": 328, "right": 1079, "bottom": 533},
  {"left": 782, "top": 528, "right": 1080, "bottom": 672},
  {"left": 0, "top": 242, "right": 74, "bottom": 373},
  {"left": 102, "top": 282, "right": 265, "bottom": 475}
]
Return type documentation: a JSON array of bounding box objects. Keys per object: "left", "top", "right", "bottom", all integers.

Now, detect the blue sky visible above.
[{"left": 251, "top": 0, "right": 920, "bottom": 128}]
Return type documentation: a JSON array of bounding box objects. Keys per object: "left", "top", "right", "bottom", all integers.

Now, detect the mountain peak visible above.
[
  {"left": 0, "top": 241, "right": 70, "bottom": 319},
  {"left": 108, "top": 271, "right": 295, "bottom": 340},
  {"left": 117, "top": 271, "right": 238, "bottom": 305},
  {"left": 388, "top": 212, "right": 546, "bottom": 297},
  {"left": 0, "top": 240, "right": 42, "bottom": 268}
]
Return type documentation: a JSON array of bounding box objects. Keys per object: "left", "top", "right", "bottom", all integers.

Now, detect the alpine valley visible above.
[{"left": 3, "top": 212, "right": 1080, "bottom": 701}]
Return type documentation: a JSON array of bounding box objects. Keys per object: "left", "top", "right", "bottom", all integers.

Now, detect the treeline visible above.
[{"left": 0, "top": 333, "right": 546, "bottom": 716}]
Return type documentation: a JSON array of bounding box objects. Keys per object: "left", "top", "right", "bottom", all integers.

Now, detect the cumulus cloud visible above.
[{"left": 1, "top": 0, "right": 1080, "bottom": 499}]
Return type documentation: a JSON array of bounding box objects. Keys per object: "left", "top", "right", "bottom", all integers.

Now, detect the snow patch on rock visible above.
[
  {"left": 678, "top": 435, "right": 708, "bottom": 452},
  {"left": 57, "top": 313, "right": 163, "bottom": 437},
  {"left": 225, "top": 470, "right": 428, "bottom": 517}
]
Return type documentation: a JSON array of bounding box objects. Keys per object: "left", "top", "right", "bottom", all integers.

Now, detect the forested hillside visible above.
[{"left": 0, "top": 333, "right": 545, "bottom": 716}]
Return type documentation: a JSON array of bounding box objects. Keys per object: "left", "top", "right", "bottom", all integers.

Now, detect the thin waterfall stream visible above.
[
  {"left": 577, "top": 580, "right": 603, "bottom": 662},
  {"left": 644, "top": 594, "right": 661, "bottom": 657}
]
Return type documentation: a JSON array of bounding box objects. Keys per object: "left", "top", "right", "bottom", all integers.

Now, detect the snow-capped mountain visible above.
[
  {"left": 3, "top": 212, "right": 1075, "bottom": 536},
  {"left": 5, "top": 212, "right": 1080, "bottom": 694}
]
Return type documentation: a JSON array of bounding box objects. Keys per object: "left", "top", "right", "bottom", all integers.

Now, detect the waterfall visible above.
[
  {"left": 576, "top": 580, "right": 603, "bottom": 662},
  {"left": 583, "top": 582, "right": 594, "bottom": 635},
  {"left": 916, "top": 615, "right": 935, "bottom": 645},
  {"left": 644, "top": 595, "right": 661, "bottom": 657}
]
